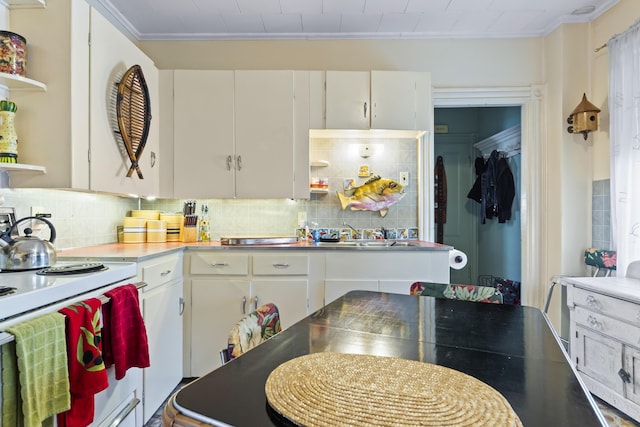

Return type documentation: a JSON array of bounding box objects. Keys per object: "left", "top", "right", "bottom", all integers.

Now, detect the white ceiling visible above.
[{"left": 94, "top": 0, "right": 619, "bottom": 41}]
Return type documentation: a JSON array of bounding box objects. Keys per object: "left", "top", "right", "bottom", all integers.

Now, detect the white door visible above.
[
  {"left": 371, "top": 71, "right": 430, "bottom": 130},
  {"left": 174, "top": 70, "right": 235, "bottom": 198},
  {"left": 89, "top": 8, "right": 159, "bottom": 196},
  {"left": 234, "top": 70, "right": 295, "bottom": 198},
  {"left": 325, "top": 71, "right": 370, "bottom": 129},
  {"left": 190, "top": 279, "right": 250, "bottom": 376},
  {"left": 434, "top": 135, "right": 477, "bottom": 285},
  {"left": 251, "top": 280, "right": 308, "bottom": 330},
  {"left": 142, "top": 281, "right": 183, "bottom": 422},
  {"left": 575, "top": 325, "right": 624, "bottom": 395}
]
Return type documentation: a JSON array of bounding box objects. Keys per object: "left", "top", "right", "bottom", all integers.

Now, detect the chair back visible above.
[
  {"left": 221, "top": 302, "right": 281, "bottom": 363},
  {"left": 411, "top": 282, "right": 503, "bottom": 304},
  {"left": 584, "top": 248, "right": 617, "bottom": 277}
]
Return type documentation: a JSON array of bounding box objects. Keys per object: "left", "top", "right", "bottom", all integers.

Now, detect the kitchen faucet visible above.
[{"left": 343, "top": 222, "right": 360, "bottom": 239}]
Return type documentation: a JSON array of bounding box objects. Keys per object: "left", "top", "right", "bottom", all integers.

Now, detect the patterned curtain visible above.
[{"left": 609, "top": 19, "right": 640, "bottom": 276}]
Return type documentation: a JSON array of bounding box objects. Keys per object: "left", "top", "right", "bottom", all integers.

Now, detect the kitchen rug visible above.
[{"left": 265, "top": 352, "right": 523, "bottom": 427}]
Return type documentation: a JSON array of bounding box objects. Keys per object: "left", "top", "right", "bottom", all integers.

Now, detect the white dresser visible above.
[{"left": 565, "top": 267, "right": 640, "bottom": 423}]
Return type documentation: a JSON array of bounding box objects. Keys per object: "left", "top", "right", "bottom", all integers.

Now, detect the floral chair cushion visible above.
[
  {"left": 227, "top": 303, "right": 281, "bottom": 360},
  {"left": 584, "top": 248, "right": 617, "bottom": 270},
  {"left": 410, "top": 282, "right": 503, "bottom": 304}
]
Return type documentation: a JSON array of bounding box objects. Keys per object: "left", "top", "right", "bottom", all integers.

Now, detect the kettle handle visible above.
[{"left": 10, "top": 216, "right": 56, "bottom": 244}]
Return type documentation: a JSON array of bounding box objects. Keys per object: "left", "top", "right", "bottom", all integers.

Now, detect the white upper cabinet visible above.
[
  {"left": 234, "top": 70, "right": 294, "bottom": 199},
  {"left": 325, "top": 70, "right": 431, "bottom": 131},
  {"left": 371, "top": 71, "right": 431, "bottom": 130},
  {"left": 173, "top": 70, "right": 235, "bottom": 198},
  {"left": 325, "top": 71, "right": 371, "bottom": 130},
  {"left": 8, "top": 0, "right": 160, "bottom": 196},
  {"left": 89, "top": 8, "right": 159, "bottom": 196},
  {"left": 172, "top": 70, "right": 299, "bottom": 199}
]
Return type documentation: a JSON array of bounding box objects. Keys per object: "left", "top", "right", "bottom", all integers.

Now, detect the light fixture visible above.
[{"left": 567, "top": 93, "right": 601, "bottom": 140}]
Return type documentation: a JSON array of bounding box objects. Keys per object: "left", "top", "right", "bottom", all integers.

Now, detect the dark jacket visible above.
[{"left": 468, "top": 150, "right": 515, "bottom": 224}]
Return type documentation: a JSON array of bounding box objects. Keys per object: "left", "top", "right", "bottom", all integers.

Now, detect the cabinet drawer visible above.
[
  {"left": 573, "top": 287, "right": 640, "bottom": 325},
  {"left": 575, "top": 306, "right": 640, "bottom": 346},
  {"left": 252, "top": 255, "right": 309, "bottom": 276},
  {"left": 141, "top": 255, "right": 182, "bottom": 289},
  {"left": 190, "top": 253, "right": 249, "bottom": 275}
]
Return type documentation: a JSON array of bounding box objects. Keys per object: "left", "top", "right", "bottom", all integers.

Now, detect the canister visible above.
[
  {"left": 0, "top": 31, "right": 27, "bottom": 76},
  {"left": 123, "top": 217, "right": 146, "bottom": 243},
  {"left": 131, "top": 209, "right": 160, "bottom": 220},
  {"left": 160, "top": 213, "right": 183, "bottom": 242},
  {"left": 146, "top": 219, "right": 167, "bottom": 243}
]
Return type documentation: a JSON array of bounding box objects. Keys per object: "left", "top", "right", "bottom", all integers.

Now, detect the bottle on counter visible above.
[{"left": 199, "top": 204, "right": 210, "bottom": 242}]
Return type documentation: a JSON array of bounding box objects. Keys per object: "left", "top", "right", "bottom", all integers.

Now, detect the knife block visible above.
[{"left": 182, "top": 226, "right": 197, "bottom": 243}]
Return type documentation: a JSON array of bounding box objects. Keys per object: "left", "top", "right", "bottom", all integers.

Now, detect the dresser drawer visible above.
[
  {"left": 574, "top": 306, "right": 640, "bottom": 346},
  {"left": 252, "top": 255, "right": 309, "bottom": 276},
  {"left": 189, "top": 253, "right": 249, "bottom": 275},
  {"left": 573, "top": 287, "right": 640, "bottom": 326},
  {"left": 141, "top": 254, "right": 182, "bottom": 289}
]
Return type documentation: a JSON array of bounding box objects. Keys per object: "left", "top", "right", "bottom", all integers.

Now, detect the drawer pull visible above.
[
  {"left": 253, "top": 295, "right": 259, "bottom": 310},
  {"left": 179, "top": 297, "right": 185, "bottom": 315},
  {"left": 160, "top": 269, "right": 172, "bottom": 276},
  {"left": 619, "top": 368, "right": 632, "bottom": 384},
  {"left": 586, "top": 295, "right": 600, "bottom": 308},
  {"left": 211, "top": 263, "right": 229, "bottom": 268},
  {"left": 587, "top": 315, "right": 603, "bottom": 330},
  {"left": 241, "top": 296, "right": 247, "bottom": 314},
  {"left": 272, "top": 263, "right": 290, "bottom": 268}
]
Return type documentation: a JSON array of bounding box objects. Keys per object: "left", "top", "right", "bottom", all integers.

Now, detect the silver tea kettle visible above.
[{"left": 0, "top": 216, "right": 57, "bottom": 271}]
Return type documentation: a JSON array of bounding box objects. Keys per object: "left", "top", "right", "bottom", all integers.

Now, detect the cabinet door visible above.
[
  {"left": 371, "top": 71, "right": 431, "bottom": 130},
  {"left": 142, "top": 280, "right": 183, "bottom": 422},
  {"left": 575, "top": 324, "right": 624, "bottom": 395},
  {"left": 252, "top": 280, "right": 308, "bottom": 330},
  {"left": 324, "top": 280, "right": 378, "bottom": 305},
  {"left": 624, "top": 345, "right": 640, "bottom": 405},
  {"left": 234, "top": 70, "right": 295, "bottom": 198},
  {"left": 325, "top": 71, "right": 370, "bottom": 129},
  {"left": 89, "top": 8, "right": 159, "bottom": 196},
  {"left": 190, "top": 279, "right": 250, "bottom": 376},
  {"left": 174, "top": 70, "right": 235, "bottom": 198}
]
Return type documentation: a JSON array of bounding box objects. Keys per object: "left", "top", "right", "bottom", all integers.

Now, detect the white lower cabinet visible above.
[
  {"left": 324, "top": 251, "right": 450, "bottom": 304},
  {"left": 185, "top": 251, "right": 310, "bottom": 376},
  {"left": 567, "top": 278, "right": 640, "bottom": 423},
  {"left": 138, "top": 253, "right": 184, "bottom": 423}
]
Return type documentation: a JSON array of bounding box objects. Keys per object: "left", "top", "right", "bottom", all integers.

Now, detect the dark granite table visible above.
[{"left": 172, "top": 291, "right": 606, "bottom": 426}]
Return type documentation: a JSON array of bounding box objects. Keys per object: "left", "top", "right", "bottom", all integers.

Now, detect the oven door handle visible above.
[{"left": 105, "top": 397, "right": 140, "bottom": 427}]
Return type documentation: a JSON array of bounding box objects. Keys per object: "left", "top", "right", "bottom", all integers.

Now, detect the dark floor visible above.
[
  {"left": 144, "top": 378, "right": 197, "bottom": 427},
  {"left": 144, "top": 378, "right": 639, "bottom": 427}
]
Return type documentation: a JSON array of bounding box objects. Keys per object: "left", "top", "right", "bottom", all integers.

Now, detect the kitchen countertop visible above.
[{"left": 58, "top": 240, "right": 451, "bottom": 262}]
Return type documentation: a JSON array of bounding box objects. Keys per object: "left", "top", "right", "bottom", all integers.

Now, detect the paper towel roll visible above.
[{"left": 449, "top": 249, "right": 468, "bottom": 270}]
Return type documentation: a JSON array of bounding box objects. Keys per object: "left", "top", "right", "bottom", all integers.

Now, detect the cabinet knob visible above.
[
  {"left": 227, "top": 155, "right": 233, "bottom": 171},
  {"left": 253, "top": 295, "right": 259, "bottom": 311},
  {"left": 618, "top": 368, "right": 632, "bottom": 384},
  {"left": 242, "top": 296, "right": 247, "bottom": 314},
  {"left": 236, "top": 155, "right": 242, "bottom": 171},
  {"left": 363, "top": 102, "right": 368, "bottom": 119},
  {"left": 150, "top": 151, "right": 157, "bottom": 168},
  {"left": 179, "top": 297, "right": 185, "bottom": 315}
]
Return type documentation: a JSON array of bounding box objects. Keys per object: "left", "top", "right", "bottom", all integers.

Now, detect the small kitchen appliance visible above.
[{"left": 0, "top": 216, "right": 56, "bottom": 271}]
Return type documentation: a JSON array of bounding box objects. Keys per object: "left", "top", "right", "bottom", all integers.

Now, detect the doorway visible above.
[{"left": 434, "top": 107, "right": 522, "bottom": 289}]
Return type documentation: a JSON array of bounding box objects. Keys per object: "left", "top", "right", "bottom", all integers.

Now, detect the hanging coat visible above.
[
  {"left": 434, "top": 155, "right": 447, "bottom": 243},
  {"left": 468, "top": 150, "right": 515, "bottom": 224}
]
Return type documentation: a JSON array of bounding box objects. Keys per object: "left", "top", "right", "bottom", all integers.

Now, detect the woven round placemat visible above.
[{"left": 265, "top": 352, "right": 523, "bottom": 427}]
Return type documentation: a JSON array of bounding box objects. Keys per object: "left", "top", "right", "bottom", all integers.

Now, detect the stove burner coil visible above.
[{"left": 36, "top": 263, "right": 108, "bottom": 276}]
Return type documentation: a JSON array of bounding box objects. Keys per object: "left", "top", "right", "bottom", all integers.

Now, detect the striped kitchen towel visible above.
[{"left": 3, "top": 312, "right": 70, "bottom": 427}]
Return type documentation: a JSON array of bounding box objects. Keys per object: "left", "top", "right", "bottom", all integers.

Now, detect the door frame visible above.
[{"left": 432, "top": 85, "right": 544, "bottom": 308}]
